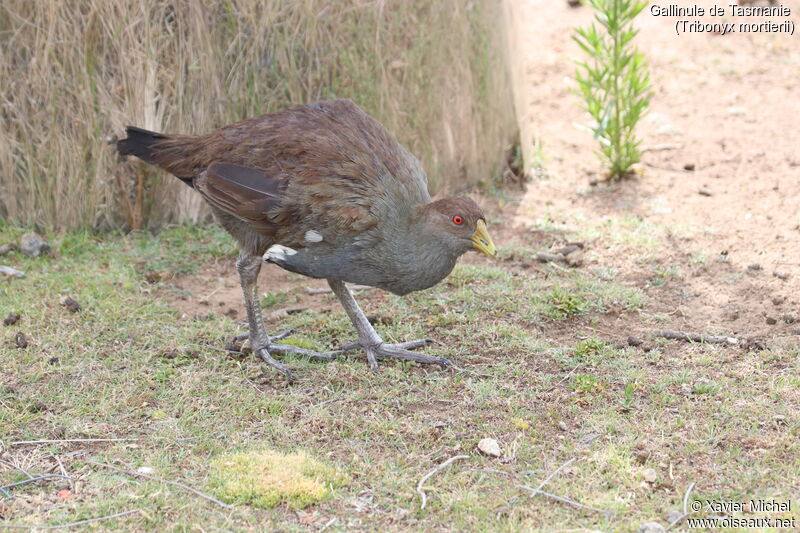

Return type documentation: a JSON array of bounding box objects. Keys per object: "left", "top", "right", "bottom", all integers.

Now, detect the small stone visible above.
[
  {"left": 773, "top": 270, "right": 790, "bottom": 280},
  {"left": 773, "top": 414, "right": 786, "bottom": 425},
  {"left": 136, "top": 466, "right": 155, "bottom": 475},
  {"left": 638, "top": 522, "right": 667, "bottom": 533},
  {"left": 567, "top": 0, "right": 582, "bottom": 7},
  {"left": 3, "top": 313, "right": 20, "bottom": 326},
  {"left": 642, "top": 468, "right": 657, "bottom": 483},
  {"left": 19, "top": 232, "right": 51, "bottom": 258},
  {"left": 627, "top": 336, "right": 643, "bottom": 347},
  {"left": 477, "top": 438, "right": 502, "bottom": 457},
  {"left": 558, "top": 421, "right": 568, "bottom": 432},
  {"left": 683, "top": 163, "right": 696, "bottom": 171},
  {"left": 664, "top": 510, "right": 684, "bottom": 525},
  {"left": 565, "top": 251, "right": 584, "bottom": 267},
  {"left": 746, "top": 263, "right": 762, "bottom": 273},
  {"left": 15, "top": 332, "right": 28, "bottom": 349},
  {"left": 766, "top": 316, "right": 777, "bottom": 325},
  {"left": 48, "top": 357, "right": 59, "bottom": 365},
  {"left": 698, "top": 188, "right": 712, "bottom": 196},
  {"left": 772, "top": 295, "right": 786, "bottom": 305},
  {"left": 783, "top": 312, "right": 797, "bottom": 324},
  {"left": 61, "top": 296, "right": 81, "bottom": 313}
]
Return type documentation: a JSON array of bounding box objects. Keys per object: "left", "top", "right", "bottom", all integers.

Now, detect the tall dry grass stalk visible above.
[{"left": 0, "top": 0, "right": 515, "bottom": 230}]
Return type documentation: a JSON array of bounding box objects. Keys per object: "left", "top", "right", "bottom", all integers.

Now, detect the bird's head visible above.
[{"left": 416, "top": 197, "right": 497, "bottom": 258}]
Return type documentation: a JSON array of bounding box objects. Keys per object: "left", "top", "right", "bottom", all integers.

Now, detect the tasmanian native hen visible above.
[{"left": 118, "top": 99, "right": 497, "bottom": 378}]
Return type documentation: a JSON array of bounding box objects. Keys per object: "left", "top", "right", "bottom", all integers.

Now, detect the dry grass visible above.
[{"left": 0, "top": 0, "right": 515, "bottom": 230}]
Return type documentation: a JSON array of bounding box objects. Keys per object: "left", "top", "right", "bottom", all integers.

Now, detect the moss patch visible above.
[{"left": 208, "top": 450, "right": 348, "bottom": 509}]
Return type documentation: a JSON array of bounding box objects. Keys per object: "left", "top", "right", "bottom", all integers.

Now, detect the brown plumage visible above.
[{"left": 118, "top": 99, "right": 497, "bottom": 378}]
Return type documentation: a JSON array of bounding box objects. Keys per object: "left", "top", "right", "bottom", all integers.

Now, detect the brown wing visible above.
[{"left": 194, "top": 162, "right": 287, "bottom": 236}]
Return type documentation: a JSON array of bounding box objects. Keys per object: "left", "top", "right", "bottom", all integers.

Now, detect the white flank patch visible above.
[
  {"left": 264, "top": 244, "right": 297, "bottom": 262},
  {"left": 304, "top": 230, "right": 324, "bottom": 243}
]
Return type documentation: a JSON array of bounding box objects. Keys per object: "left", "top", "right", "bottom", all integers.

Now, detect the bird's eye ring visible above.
[{"left": 452, "top": 215, "right": 463, "bottom": 225}]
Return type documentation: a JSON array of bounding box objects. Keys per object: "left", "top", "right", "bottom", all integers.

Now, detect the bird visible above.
[{"left": 117, "top": 99, "right": 497, "bottom": 378}]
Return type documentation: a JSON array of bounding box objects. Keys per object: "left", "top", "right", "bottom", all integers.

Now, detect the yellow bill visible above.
[{"left": 471, "top": 219, "right": 497, "bottom": 257}]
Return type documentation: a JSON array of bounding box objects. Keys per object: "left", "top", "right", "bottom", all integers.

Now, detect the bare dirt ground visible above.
[{"left": 506, "top": 0, "right": 800, "bottom": 345}]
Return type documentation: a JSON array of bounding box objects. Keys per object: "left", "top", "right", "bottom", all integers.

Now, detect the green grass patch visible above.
[{"left": 209, "top": 449, "right": 348, "bottom": 509}]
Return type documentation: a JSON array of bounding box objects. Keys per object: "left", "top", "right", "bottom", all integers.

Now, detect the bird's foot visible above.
[
  {"left": 336, "top": 338, "right": 450, "bottom": 372},
  {"left": 231, "top": 330, "right": 340, "bottom": 381}
]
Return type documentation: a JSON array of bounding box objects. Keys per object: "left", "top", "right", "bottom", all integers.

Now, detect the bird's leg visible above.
[
  {"left": 235, "top": 254, "right": 337, "bottom": 379},
  {"left": 327, "top": 279, "right": 451, "bottom": 372}
]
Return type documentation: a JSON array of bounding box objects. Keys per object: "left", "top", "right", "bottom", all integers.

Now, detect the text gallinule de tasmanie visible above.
[{"left": 118, "top": 99, "right": 497, "bottom": 379}]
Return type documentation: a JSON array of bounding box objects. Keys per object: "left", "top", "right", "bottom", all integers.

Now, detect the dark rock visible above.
[
  {"left": 15, "top": 332, "right": 28, "bottom": 349},
  {"left": 772, "top": 295, "right": 786, "bottom": 305},
  {"left": 766, "top": 316, "right": 777, "bottom": 325},
  {"left": 48, "top": 357, "right": 59, "bottom": 365},
  {"left": 698, "top": 188, "right": 712, "bottom": 196},
  {"left": 627, "top": 336, "right": 643, "bottom": 346},
  {"left": 20, "top": 232, "right": 51, "bottom": 258},
  {"left": 773, "top": 270, "right": 790, "bottom": 280},
  {"left": 3, "top": 313, "right": 20, "bottom": 326},
  {"left": 61, "top": 296, "right": 81, "bottom": 313},
  {"left": 556, "top": 243, "right": 584, "bottom": 256},
  {"left": 782, "top": 312, "right": 797, "bottom": 324},
  {"left": 684, "top": 163, "right": 696, "bottom": 171},
  {"left": 567, "top": 0, "right": 582, "bottom": 7}
]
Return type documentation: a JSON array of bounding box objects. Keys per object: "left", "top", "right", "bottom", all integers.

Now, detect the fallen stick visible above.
[
  {"left": 0, "top": 509, "right": 140, "bottom": 530},
  {"left": 0, "top": 474, "right": 71, "bottom": 494},
  {"left": 519, "top": 457, "right": 576, "bottom": 497},
  {"left": 535, "top": 489, "right": 611, "bottom": 517},
  {"left": 12, "top": 437, "right": 145, "bottom": 446},
  {"left": 416, "top": 454, "right": 470, "bottom": 510},
  {"left": 0, "top": 265, "right": 25, "bottom": 278},
  {"left": 88, "top": 460, "right": 232, "bottom": 509},
  {"left": 306, "top": 284, "right": 373, "bottom": 295},
  {"left": 654, "top": 329, "right": 738, "bottom": 345}
]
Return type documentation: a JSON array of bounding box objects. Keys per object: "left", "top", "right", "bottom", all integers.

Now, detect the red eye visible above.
[{"left": 452, "top": 215, "right": 463, "bottom": 225}]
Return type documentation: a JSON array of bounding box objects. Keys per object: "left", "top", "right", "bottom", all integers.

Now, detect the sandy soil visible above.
[{"left": 506, "top": 0, "right": 800, "bottom": 342}]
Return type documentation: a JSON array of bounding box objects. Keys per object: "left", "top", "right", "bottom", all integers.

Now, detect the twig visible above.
[
  {"left": 665, "top": 482, "right": 697, "bottom": 530},
  {"left": 0, "top": 458, "right": 33, "bottom": 479},
  {"left": 11, "top": 437, "right": 196, "bottom": 446},
  {"left": 682, "top": 482, "right": 695, "bottom": 515},
  {"left": 519, "top": 458, "right": 576, "bottom": 497},
  {"left": 416, "top": 455, "right": 470, "bottom": 510},
  {"left": 87, "top": 460, "right": 232, "bottom": 509},
  {"left": 0, "top": 509, "right": 140, "bottom": 529},
  {"left": 0, "top": 265, "right": 25, "bottom": 278},
  {"left": 319, "top": 517, "right": 337, "bottom": 532},
  {"left": 654, "top": 329, "right": 738, "bottom": 345},
  {"left": 536, "top": 489, "right": 611, "bottom": 517},
  {"left": 51, "top": 455, "right": 72, "bottom": 490},
  {"left": 306, "top": 284, "right": 373, "bottom": 295},
  {"left": 1, "top": 474, "right": 71, "bottom": 495}
]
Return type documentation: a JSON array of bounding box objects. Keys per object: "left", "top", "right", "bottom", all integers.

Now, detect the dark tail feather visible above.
[
  {"left": 117, "top": 126, "right": 167, "bottom": 165},
  {"left": 117, "top": 126, "right": 198, "bottom": 185}
]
